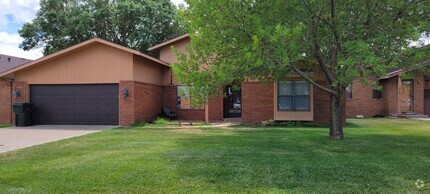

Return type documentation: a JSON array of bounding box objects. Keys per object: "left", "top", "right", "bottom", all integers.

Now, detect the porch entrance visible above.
[
  {"left": 401, "top": 80, "right": 414, "bottom": 113},
  {"left": 224, "top": 86, "right": 242, "bottom": 118}
]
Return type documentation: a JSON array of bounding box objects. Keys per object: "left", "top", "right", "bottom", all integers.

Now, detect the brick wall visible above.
[
  {"left": 134, "top": 81, "right": 163, "bottom": 122},
  {"left": 313, "top": 81, "right": 333, "bottom": 124},
  {"left": 11, "top": 81, "right": 28, "bottom": 124},
  {"left": 413, "top": 74, "right": 424, "bottom": 114},
  {"left": 346, "top": 79, "right": 385, "bottom": 117},
  {"left": 242, "top": 82, "right": 274, "bottom": 124},
  {"left": 208, "top": 95, "right": 223, "bottom": 121},
  {"left": 12, "top": 81, "right": 28, "bottom": 104},
  {"left": 119, "top": 81, "right": 135, "bottom": 126},
  {"left": 0, "top": 79, "right": 12, "bottom": 124},
  {"left": 383, "top": 76, "right": 400, "bottom": 116}
]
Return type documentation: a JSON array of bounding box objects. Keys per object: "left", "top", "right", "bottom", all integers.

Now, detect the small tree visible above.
[
  {"left": 19, "top": 0, "right": 184, "bottom": 55},
  {"left": 173, "top": 0, "right": 429, "bottom": 140}
]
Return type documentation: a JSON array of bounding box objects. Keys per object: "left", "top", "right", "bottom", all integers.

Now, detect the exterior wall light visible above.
[
  {"left": 121, "top": 89, "right": 129, "bottom": 99},
  {"left": 13, "top": 89, "right": 21, "bottom": 99}
]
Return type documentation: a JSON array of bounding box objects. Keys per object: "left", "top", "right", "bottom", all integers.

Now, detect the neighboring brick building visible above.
[{"left": 346, "top": 69, "right": 429, "bottom": 118}]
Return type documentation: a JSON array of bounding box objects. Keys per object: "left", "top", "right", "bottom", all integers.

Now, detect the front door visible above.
[
  {"left": 224, "top": 86, "right": 241, "bottom": 118},
  {"left": 401, "top": 80, "right": 414, "bottom": 113}
]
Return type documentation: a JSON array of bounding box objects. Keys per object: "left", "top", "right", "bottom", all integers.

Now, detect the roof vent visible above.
[{"left": 8, "top": 57, "right": 11, "bottom": 62}]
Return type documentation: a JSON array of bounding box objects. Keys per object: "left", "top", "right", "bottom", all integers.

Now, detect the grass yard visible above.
[
  {"left": 0, "top": 118, "right": 429, "bottom": 193},
  {"left": 0, "top": 124, "right": 12, "bottom": 128}
]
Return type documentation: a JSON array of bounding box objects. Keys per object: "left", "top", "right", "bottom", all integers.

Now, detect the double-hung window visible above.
[
  {"left": 278, "top": 80, "right": 310, "bottom": 111},
  {"left": 177, "top": 86, "right": 203, "bottom": 109}
]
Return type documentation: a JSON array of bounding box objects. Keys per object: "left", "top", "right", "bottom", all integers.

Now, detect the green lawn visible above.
[
  {"left": 0, "top": 124, "right": 12, "bottom": 128},
  {"left": 0, "top": 119, "right": 429, "bottom": 193}
]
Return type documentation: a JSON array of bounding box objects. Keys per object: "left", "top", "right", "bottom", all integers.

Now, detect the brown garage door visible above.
[{"left": 30, "top": 84, "right": 119, "bottom": 125}]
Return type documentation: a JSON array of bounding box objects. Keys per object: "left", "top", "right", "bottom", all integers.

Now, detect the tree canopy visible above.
[
  {"left": 173, "top": 0, "right": 430, "bottom": 140},
  {"left": 19, "top": 0, "right": 184, "bottom": 55}
]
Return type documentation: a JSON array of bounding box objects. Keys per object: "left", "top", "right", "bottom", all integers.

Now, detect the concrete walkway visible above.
[
  {"left": 0, "top": 125, "right": 114, "bottom": 154},
  {"left": 410, "top": 118, "right": 430, "bottom": 121}
]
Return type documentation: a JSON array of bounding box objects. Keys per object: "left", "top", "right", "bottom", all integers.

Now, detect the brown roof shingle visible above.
[{"left": 0, "top": 54, "right": 32, "bottom": 73}]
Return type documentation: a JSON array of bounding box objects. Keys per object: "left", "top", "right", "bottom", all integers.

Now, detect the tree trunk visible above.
[{"left": 329, "top": 94, "right": 344, "bottom": 140}]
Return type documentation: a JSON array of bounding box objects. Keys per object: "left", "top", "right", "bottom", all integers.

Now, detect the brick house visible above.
[
  {"left": 0, "top": 36, "right": 338, "bottom": 126},
  {"left": 0, "top": 54, "right": 32, "bottom": 124},
  {"left": 346, "top": 69, "right": 430, "bottom": 118}
]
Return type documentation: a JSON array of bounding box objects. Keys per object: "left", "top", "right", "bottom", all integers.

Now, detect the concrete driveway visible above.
[{"left": 0, "top": 125, "right": 114, "bottom": 154}]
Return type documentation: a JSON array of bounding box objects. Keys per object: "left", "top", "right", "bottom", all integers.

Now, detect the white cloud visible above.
[
  {"left": 0, "top": 32, "right": 22, "bottom": 44},
  {"left": 0, "top": 31, "right": 42, "bottom": 59},
  {"left": 0, "top": 44, "right": 42, "bottom": 60},
  {"left": 0, "top": 0, "right": 40, "bottom": 26}
]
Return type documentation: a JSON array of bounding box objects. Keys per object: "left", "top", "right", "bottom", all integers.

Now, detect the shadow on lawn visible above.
[{"left": 165, "top": 128, "right": 430, "bottom": 193}]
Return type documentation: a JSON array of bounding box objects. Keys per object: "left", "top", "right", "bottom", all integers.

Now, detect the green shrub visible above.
[
  {"left": 131, "top": 121, "right": 146, "bottom": 127},
  {"left": 261, "top": 120, "right": 323, "bottom": 128},
  {"left": 154, "top": 117, "right": 169, "bottom": 125},
  {"left": 261, "top": 119, "right": 276, "bottom": 127}
]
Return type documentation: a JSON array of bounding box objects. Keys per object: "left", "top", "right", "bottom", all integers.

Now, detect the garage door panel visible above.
[{"left": 31, "top": 84, "right": 119, "bottom": 125}]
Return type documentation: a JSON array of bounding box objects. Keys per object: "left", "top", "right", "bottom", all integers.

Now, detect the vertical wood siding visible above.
[{"left": 15, "top": 43, "right": 133, "bottom": 84}]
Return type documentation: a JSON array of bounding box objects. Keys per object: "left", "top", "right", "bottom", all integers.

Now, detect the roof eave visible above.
[
  {"left": 0, "top": 38, "right": 170, "bottom": 78},
  {"left": 147, "top": 34, "right": 190, "bottom": 52}
]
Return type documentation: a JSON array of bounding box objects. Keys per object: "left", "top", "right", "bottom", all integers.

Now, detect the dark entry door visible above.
[
  {"left": 223, "top": 86, "right": 241, "bottom": 118},
  {"left": 425, "top": 89, "right": 430, "bottom": 115},
  {"left": 31, "top": 84, "right": 119, "bottom": 125},
  {"left": 401, "top": 80, "right": 414, "bottom": 113}
]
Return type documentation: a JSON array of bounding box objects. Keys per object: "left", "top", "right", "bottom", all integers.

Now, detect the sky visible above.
[{"left": 0, "top": 0, "right": 186, "bottom": 60}]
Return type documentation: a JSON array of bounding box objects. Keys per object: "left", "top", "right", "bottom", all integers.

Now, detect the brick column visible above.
[
  {"left": 208, "top": 95, "right": 224, "bottom": 121},
  {"left": 119, "top": 81, "right": 135, "bottom": 126},
  {"left": 413, "top": 74, "right": 424, "bottom": 114},
  {"left": 12, "top": 81, "right": 28, "bottom": 104},
  {"left": 11, "top": 81, "right": 28, "bottom": 124},
  {"left": 0, "top": 79, "right": 12, "bottom": 124}
]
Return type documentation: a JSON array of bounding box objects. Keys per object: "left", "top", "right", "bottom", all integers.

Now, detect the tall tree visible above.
[
  {"left": 19, "top": 0, "right": 184, "bottom": 55},
  {"left": 173, "top": 0, "right": 430, "bottom": 140}
]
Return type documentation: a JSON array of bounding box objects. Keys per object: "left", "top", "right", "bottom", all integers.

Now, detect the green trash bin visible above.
[{"left": 13, "top": 103, "right": 33, "bottom": 127}]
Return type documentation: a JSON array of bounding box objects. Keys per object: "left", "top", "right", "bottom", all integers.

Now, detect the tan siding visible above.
[
  {"left": 159, "top": 38, "right": 190, "bottom": 86},
  {"left": 159, "top": 38, "right": 190, "bottom": 64},
  {"left": 15, "top": 44, "right": 133, "bottom": 84},
  {"left": 133, "top": 56, "right": 165, "bottom": 85}
]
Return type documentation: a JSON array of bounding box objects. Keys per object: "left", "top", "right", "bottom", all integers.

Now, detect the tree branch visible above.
[
  {"left": 291, "top": 66, "right": 338, "bottom": 96},
  {"left": 310, "top": 19, "right": 336, "bottom": 84}
]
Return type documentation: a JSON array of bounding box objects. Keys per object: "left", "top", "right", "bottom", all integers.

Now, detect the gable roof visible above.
[
  {"left": 0, "top": 54, "right": 32, "bottom": 74},
  {"left": 147, "top": 34, "right": 190, "bottom": 52},
  {"left": 0, "top": 38, "right": 169, "bottom": 78}
]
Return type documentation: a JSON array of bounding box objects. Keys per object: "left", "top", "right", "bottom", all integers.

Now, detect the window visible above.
[
  {"left": 278, "top": 80, "right": 310, "bottom": 111},
  {"left": 346, "top": 84, "right": 353, "bottom": 99},
  {"left": 177, "top": 86, "right": 203, "bottom": 109},
  {"left": 372, "top": 86, "right": 382, "bottom": 99},
  {"left": 372, "top": 81, "right": 383, "bottom": 99}
]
